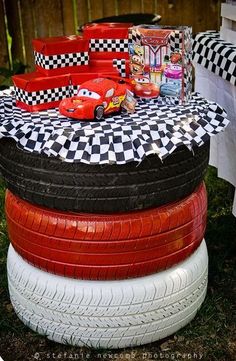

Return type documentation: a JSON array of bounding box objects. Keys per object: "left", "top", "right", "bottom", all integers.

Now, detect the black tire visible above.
[
  {"left": 94, "top": 105, "right": 104, "bottom": 120},
  {"left": 0, "top": 139, "right": 209, "bottom": 213}
]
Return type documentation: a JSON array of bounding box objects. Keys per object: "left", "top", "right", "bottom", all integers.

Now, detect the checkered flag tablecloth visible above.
[
  {"left": 34, "top": 51, "right": 89, "bottom": 69},
  {"left": 193, "top": 31, "right": 236, "bottom": 86},
  {"left": 0, "top": 93, "right": 229, "bottom": 164}
]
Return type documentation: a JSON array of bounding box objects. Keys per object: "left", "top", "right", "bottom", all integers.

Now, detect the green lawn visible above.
[{"left": 0, "top": 167, "right": 235, "bottom": 361}]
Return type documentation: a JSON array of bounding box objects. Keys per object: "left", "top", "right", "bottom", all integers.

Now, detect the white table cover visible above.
[{"left": 194, "top": 62, "right": 236, "bottom": 216}]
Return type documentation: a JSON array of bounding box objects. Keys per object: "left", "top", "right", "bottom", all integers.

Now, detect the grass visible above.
[{"left": 0, "top": 167, "right": 235, "bottom": 361}]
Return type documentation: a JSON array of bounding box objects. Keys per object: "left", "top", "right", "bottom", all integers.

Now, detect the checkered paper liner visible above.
[
  {"left": 34, "top": 51, "right": 89, "bottom": 70},
  {"left": 193, "top": 31, "right": 236, "bottom": 86},
  {"left": 89, "top": 39, "right": 129, "bottom": 52},
  {"left": 0, "top": 93, "right": 229, "bottom": 165}
]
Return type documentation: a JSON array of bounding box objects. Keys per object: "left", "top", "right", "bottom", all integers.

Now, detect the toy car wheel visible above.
[{"left": 94, "top": 106, "right": 104, "bottom": 120}]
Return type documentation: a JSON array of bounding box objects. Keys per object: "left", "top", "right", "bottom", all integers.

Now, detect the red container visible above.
[
  {"left": 90, "top": 59, "right": 130, "bottom": 77},
  {"left": 12, "top": 72, "right": 70, "bottom": 112},
  {"left": 70, "top": 69, "right": 120, "bottom": 95},
  {"left": 33, "top": 35, "right": 90, "bottom": 76},
  {"left": 83, "top": 23, "right": 131, "bottom": 60}
]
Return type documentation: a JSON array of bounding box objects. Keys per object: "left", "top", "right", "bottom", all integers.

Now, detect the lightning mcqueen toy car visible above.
[{"left": 59, "top": 78, "right": 132, "bottom": 120}]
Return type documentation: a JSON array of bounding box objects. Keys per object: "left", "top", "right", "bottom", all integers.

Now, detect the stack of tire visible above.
[{"left": 0, "top": 138, "right": 209, "bottom": 349}]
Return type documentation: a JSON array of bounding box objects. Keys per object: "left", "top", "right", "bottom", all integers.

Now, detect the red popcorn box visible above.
[
  {"left": 129, "top": 25, "right": 192, "bottom": 104},
  {"left": 90, "top": 59, "right": 130, "bottom": 78},
  {"left": 70, "top": 70, "right": 121, "bottom": 95},
  {"left": 83, "top": 23, "right": 131, "bottom": 60},
  {"left": 33, "top": 35, "right": 90, "bottom": 76},
  {"left": 12, "top": 72, "right": 71, "bottom": 112}
]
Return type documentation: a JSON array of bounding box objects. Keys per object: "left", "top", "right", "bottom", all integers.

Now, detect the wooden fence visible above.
[{"left": 0, "top": 0, "right": 223, "bottom": 71}]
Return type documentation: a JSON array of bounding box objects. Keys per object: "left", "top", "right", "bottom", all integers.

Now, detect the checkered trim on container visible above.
[
  {"left": 184, "top": 27, "right": 193, "bottom": 64},
  {"left": 34, "top": 51, "right": 89, "bottom": 70},
  {"left": 14, "top": 86, "right": 70, "bottom": 105},
  {"left": 71, "top": 85, "right": 79, "bottom": 96},
  {"left": 184, "top": 49, "right": 192, "bottom": 64},
  {"left": 184, "top": 65, "right": 192, "bottom": 103},
  {"left": 168, "top": 31, "right": 183, "bottom": 52},
  {"left": 113, "top": 59, "right": 127, "bottom": 77},
  {"left": 184, "top": 27, "right": 192, "bottom": 43},
  {"left": 0, "top": 93, "right": 229, "bottom": 164},
  {"left": 128, "top": 28, "right": 142, "bottom": 44},
  {"left": 89, "top": 39, "right": 129, "bottom": 52},
  {"left": 192, "top": 31, "right": 236, "bottom": 86}
]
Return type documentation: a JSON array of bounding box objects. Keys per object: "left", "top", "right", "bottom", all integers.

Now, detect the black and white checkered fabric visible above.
[
  {"left": 113, "top": 59, "right": 126, "bottom": 77},
  {"left": 14, "top": 86, "right": 71, "bottom": 105},
  {"left": 89, "top": 39, "right": 129, "bottom": 52},
  {"left": 193, "top": 31, "right": 236, "bottom": 86},
  {"left": 34, "top": 51, "right": 89, "bottom": 70},
  {"left": 0, "top": 93, "right": 229, "bottom": 165}
]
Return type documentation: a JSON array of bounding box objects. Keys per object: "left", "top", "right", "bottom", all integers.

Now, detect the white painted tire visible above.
[{"left": 7, "top": 240, "right": 208, "bottom": 349}]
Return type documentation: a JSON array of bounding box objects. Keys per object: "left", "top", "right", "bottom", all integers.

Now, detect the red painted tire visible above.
[{"left": 5, "top": 183, "right": 207, "bottom": 280}]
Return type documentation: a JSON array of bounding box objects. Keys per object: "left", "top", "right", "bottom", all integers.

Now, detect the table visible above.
[
  {"left": 193, "top": 31, "right": 236, "bottom": 216},
  {"left": 0, "top": 93, "right": 229, "bottom": 165}
]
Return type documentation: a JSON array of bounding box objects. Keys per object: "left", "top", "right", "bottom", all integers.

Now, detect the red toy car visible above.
[
  {"left": 133, "top": 76, "right": 160, "bottom": 99},
  {"left": 59, "top": 78, "right": 131, "bottom": 120}
]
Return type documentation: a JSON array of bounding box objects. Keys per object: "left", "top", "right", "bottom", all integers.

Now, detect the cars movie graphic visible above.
[{"left": 129, "top": 26, "right": 192, "bottom": 102}]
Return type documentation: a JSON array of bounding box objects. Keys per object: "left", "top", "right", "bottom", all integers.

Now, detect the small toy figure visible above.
[{"left": 59, "top": 77, "right": 133, "bottom": 120}]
